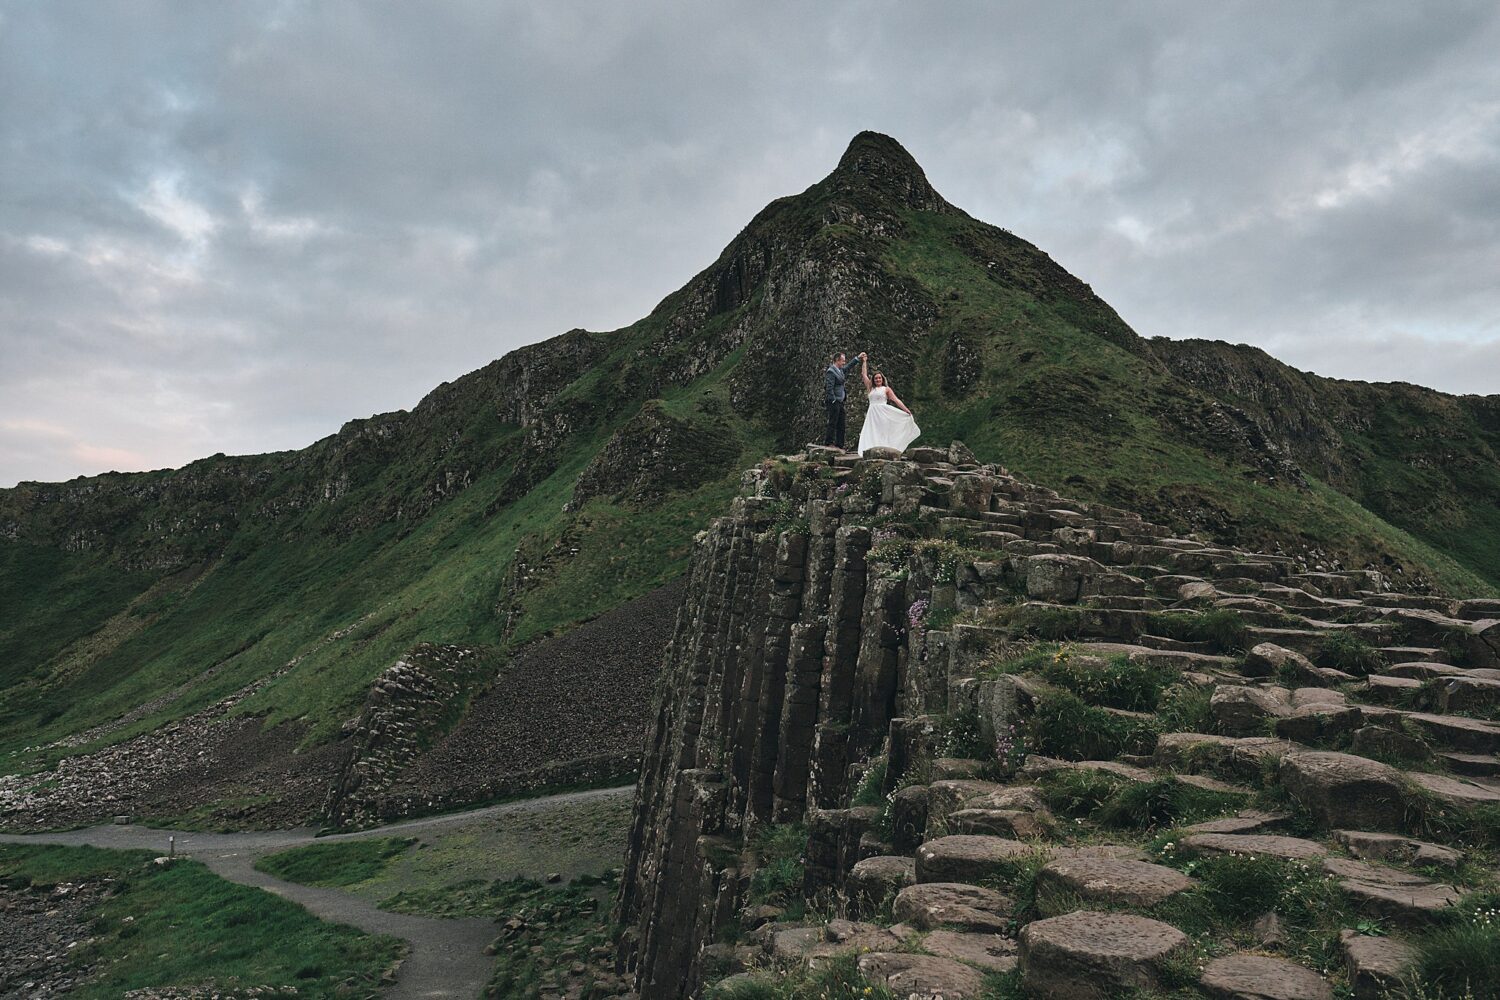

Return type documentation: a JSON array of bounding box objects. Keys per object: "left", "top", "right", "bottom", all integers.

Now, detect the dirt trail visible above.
[{"left": 0, "top": 785, "right": 635, "bottom": 999}]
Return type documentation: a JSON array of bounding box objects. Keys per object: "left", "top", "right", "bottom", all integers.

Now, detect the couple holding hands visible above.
[{"left": 822, "top": 351, "right": 920, "bottom": 457}]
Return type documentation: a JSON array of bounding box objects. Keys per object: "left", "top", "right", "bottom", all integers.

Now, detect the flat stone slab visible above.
[
  {"left": 1201, "top": 953, "right": 1332, "bottom": 1000},
  {"left": 1404, "top": 713, "right": 1500, "bottom": 753},
  {"left": 1019, "top": 910, "right": 1187, "bottom": 1000},
  {"left": 847, "top": 856, "right": 916, "bottom": 913},
  {"left": 1184, "top": 811, "right": 1288, "bottom": 835},
  {"left": 1340, "top": 931, "right": 1417, "bottom": 999},
  {"left": 1406, "top": 771, "right": 1500, "bottom": 807},
  {"left": 922, "top": 929, "right": 1018, "bottom": 973},
  {"left": 1333, "top": 830, "right": 1464, "bottom": 869},
  {"left": 857, "top": 952, "right": 986, "bottom": 999},
  {"left": 1279, "top": 752, "right": 1407, "bottom": 830},
  {"left": 1339, "top": 876, "right": 1460, "bottom": 925},
  {"left": 916, "top": 834, "right": 1038, "bottom": 883},
  {"left": 948, "top": 807, "right": 1053, "bottom": 839},
  {"left": 893, "top": 882, "right": 1014, "bottom": 934},
  {"left": 1036, "top": 857, "right": 1196, "bottom": 908},
  {"left": 1178, "top": 833, "right": 1329, "bottom": 861}
]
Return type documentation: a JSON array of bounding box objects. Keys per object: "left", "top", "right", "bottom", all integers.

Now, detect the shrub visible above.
[
  {"left": 1144, "top": 609, "right": 1249, "bottom": 653},
  {"left": 706, "top": 952, "right": 896, "bottom": 1000},
  {"left": 1094, "top": 777, "right": 1242, "bottom": 830},
  {"left": 1027, "top": 690, "right": 1158, "bottom": 761},
  {"left": 1155, "top": 682, "right": 1215, "bottom": 733},
  {"left": 937, "top": 709, "right": 992, "bottom": 760},
  {"left": 747, "top": 824, "right": 806, "bottom": 908},
  {"left": 1412, "top": 901, "right": 1500, "bottom": 1000},
  {"left": 1040, "top": 772, "right": 1239, "bottom": 831},
  {"left": 1038, "top": 651, "right": 1176, "bottom": 711},
  {"left": 1316, "top": 631, "right": 1387, "bottom": 675},
  {"left": 990, "top": 604, "right": 1089, "bottom": 640}
]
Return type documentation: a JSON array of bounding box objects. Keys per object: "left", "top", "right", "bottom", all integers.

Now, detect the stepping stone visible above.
[
  {"left": 1350, "top": 724, "right": 1431, "bottom": 762},
  {"left": 933, "top": 758, "right": 991, "bottom": 780},
  {"left": 1178, "top": 833, "right": 1329, "bottom": 861},
  {"left": 922, "top": 929, "right": 1018, "bottom": 973},
  {"left": 1019, "top": 911, "right": 1188, "bottom": 1000},
  {"left": 1211, "top": 684, "right": 1291, "bottom": 735},
  {"left": 1338, "top": 874, "right": 1460, "bottom": 926},
  {"left": 925, "top": 779, "right": 1006, "bottom": 827},
  {"left": 1379, "top": 647, "right": 1450, "bottom": 665},
  {"left": 764, "top": 926, "right": 824, "bottom": 963},
  {"left": 1155, "top": 733, "right": 1304, "bottom": 782},
  {"left": 846, "top": 856, "right": 916, "bottom": 914},
  {"left": 1321, "top": 857, "right": 1431, "bottom": 885},
  {"left": 857, "top": 952, "right": 986, "bottom": 999},
  {"left": 1333, "top": 830, "right": 1464, "bottom": 870},
  {"left": 1200, "top": 953, "right": 1332, "bottom": 1000},
  {"left": 1384, "top": 661, "right": 1465, "bottom": 679},
  {"left": 1184, "top": 811, "right": 1289, "bottom": 835},
  {"left": 1035, "top": 857, "right": 1196, "bottom": 907},
  {"left": 1339, "top": 931, "right": 1417, "bottom": 999},
  {"left": 1279, "top": 752, "right": 1407, "bottom": 831},
  {"left": 892, "top": 883, "right": 1014, "bottom": 933},
  {"left": 1060, "top": 845, "right": 1152, "bottom": 863},
  {"left": 1275, "top": 693, "right": 1363, "bottom": 745},
  {"left": 1406, "top": 771, "right": 1500, "bottom": 808},
  {"left": 915, "top": 835, "right": 1038, "bottom": 883},
  {"left": 1439, "top": 751, "right": 1500, "bottom": 777},
  {"left": 1404, "top": 713, "right": 1500, "bottom": 753},
  {"left": 1362, "top": 675, "right": 1423, "bottom": 702},
  {"left": 948, "top": 807, "right": 1053, "bottom": 839},
  {"left": 1436, "top": 676, "right": 1500, "bottom": 713}
]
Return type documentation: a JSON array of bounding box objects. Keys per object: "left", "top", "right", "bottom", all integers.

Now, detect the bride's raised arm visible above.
[{"left": 860, "top": 354, "right": 872, "bottom": 392}]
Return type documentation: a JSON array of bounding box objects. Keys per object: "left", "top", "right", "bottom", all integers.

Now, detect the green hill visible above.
[{"left": 2, "top": 131, "right": 1494, "bottom": 808}]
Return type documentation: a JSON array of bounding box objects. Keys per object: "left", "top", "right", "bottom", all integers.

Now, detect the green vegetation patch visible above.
[
  {"left": 746, "top": 823, "right": 807, "bottom": 912},
  {"left": 1027, "top": 689, "right": 1158, "bottom": 761},
  {"left": 1040, "top": 771, "right": 1241, "bottom": 832},
  {"left": 1316, "top": 630, "right": 1389, "bottom": 676},
  {"left": 1144, "top": 608, "right": 1251, "bottom": 653},
  {"left": 0, "top": 844, "right": 402, "bottom": 999},
  {"left": 706, "top": 952, "right": 897, "bottom": 1000},
  {"left": 255, "top": 836, "right": 416, "bottom": 887}
]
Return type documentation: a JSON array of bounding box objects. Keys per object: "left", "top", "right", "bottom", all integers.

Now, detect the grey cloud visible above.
[{"left": 2, "top": 0, "right": 1498, "bottom": 485}]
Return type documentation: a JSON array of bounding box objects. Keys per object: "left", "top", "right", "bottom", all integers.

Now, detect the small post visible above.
[{"left": 168, "top": 835, "right": 175, "bottom": 858}]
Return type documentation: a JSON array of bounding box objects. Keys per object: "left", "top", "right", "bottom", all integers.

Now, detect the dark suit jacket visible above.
[{"left": 824, "top": 358, "right": 859, "bottom": 403}]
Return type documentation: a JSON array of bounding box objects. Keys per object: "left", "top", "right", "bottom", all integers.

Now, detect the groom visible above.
[{"left": 822, "top": 351, "right": 865, "bottom": 449}]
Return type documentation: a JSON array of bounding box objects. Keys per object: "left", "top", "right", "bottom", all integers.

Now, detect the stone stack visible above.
[{"left": 617, "top": 443, "right": 1500, "bottom": 999}]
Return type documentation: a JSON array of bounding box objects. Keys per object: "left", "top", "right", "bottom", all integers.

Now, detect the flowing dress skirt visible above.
[{"left": 857, "top": 391, "right": 921, "bottom": 455}]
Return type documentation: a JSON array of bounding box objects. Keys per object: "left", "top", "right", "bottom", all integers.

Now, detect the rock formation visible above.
[{"left": 616, "top": 443, "right": 1499, "bottom": 999}]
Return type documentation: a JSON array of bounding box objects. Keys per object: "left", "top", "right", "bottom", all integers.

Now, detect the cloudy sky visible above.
[{"left": 3, "top": 2, "right": 1498, "bottom": 486}]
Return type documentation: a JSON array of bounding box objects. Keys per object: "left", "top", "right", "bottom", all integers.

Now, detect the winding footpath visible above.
[{"left": 0, "top": 785, "right": 635, "bottom": 1000}]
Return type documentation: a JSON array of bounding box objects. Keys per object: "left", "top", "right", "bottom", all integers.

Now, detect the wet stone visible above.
[
  {"left": 915, "top": 835, "right": 1037, "bottom": 884},
  {"left": 1035, "top": 857, "right": 1196, "bottom": 908},
  {"left": 892, "top": 882, "right": 1014, "bottom": 934},
  {"left": 922, "top": 929, "right": 1018, "bottom": 973},
  {"left": 1200, "top": 953, "right": 1332, "bottom": 1000},
  {"left": 1019, "top": 910, "right": 1188, "bottom": 1000},
  {"left": 857, "top": 952, "right": 987, "bottom": 999}
]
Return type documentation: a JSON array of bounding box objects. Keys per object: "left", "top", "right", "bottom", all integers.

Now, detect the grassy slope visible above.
[
  {"left": 0, "top": 844, "right": 402, "bottom": 998},
  {"left": 0, "top": 346, "right": 762, "bottom": 766},
  {"left": 884, "top": 210, "right": 1494, "bottom": 596}
]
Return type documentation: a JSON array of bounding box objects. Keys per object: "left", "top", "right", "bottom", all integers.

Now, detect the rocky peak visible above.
[{"left": 825, "top": 130, "right": 953, "bottom": 215}]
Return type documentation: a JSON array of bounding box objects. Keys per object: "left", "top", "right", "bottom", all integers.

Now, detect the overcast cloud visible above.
[{"left": 3, "top": 1, "right": 1498, "bottom": 485}]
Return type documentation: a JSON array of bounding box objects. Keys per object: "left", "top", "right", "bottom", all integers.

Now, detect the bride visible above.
[{"left": 856, "top": 354, "right": 921, "bottom": 456}]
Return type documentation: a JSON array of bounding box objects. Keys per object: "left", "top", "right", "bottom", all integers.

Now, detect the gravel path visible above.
[{"left": 0, "top": 785, "right": 635, "bottom": 999}]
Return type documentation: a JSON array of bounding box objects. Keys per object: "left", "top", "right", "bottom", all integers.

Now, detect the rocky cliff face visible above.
[{"left": 616, "top": 444, "right": 1500, "bottom": 999}]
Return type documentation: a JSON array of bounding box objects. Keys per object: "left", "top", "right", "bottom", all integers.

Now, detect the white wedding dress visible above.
[{"left": 857, "top": 387, "right": 921, "bottom": 455}]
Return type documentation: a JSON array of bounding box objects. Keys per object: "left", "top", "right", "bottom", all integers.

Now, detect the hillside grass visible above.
[
  {"left": 885, "top": 209, "right": 1495, "bottom": 597},
  {"left": 0, "top": 843, "right": 403, "bottom": 998}
]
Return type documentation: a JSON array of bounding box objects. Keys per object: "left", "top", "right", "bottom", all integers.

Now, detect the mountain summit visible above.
[{"left": 1, "top": 133, "right": 1496, "bottom": 829}]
